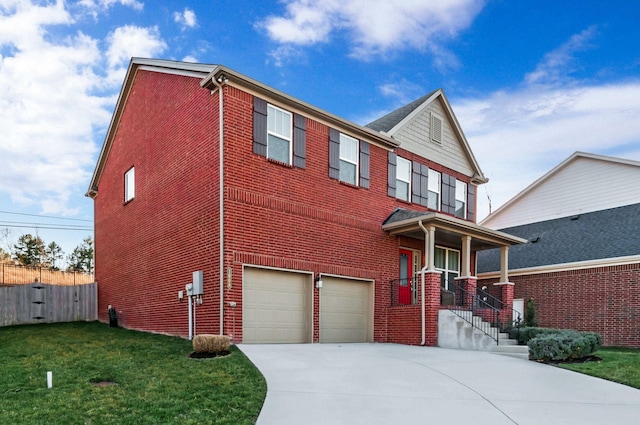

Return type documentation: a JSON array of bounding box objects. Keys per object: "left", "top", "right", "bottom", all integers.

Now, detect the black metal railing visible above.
[
  {"left": 447, "top": 280, "right": 523, "bottom": 345},
  {"left": 390, "top": 277, "right": 419, "bottom": 306}
]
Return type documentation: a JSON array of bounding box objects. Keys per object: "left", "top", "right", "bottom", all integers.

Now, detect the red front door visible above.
[{"left": 399, "top": 249, "right": 412, "bottom": 305}]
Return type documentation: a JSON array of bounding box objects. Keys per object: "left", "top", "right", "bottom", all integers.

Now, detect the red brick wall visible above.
[
  {"left": 94, "top": 70, "right": 221, "bottom": 337},
  {"left": 94, "top": 70, "right": 477, "bottom": 344},
  {"left": 481, "top": 263, "right": 640, "bottom": 347}
]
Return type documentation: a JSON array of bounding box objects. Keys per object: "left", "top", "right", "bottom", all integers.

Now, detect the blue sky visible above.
[{"left": 1, "top": 0, "right": 640, "bottom": 261}]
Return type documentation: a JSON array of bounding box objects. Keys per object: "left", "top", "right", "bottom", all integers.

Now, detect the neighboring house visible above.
[
  {"left": 478, "top": 152, "right": 640, "bottom": 347},
  {"left": 87, "top": 58, "right": 523, "bottom": 345}
]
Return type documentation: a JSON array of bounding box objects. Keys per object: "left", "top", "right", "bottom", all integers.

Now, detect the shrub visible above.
[
  {"left": 192, "top": 334, "right": 231, "bottom": 353},
  {"left": 528, "top": 330, "right": 602, "bottom": 361},
  {"left": 524, "top": 298, "right": 538, "bottom": 327},
  {"left": 513, "top": 326, "right": 559, "bottom": 345}
]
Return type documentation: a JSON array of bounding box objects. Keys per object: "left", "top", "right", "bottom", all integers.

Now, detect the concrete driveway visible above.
[{"left": 239, "top": 343, "right": 640, "bottom": 425}]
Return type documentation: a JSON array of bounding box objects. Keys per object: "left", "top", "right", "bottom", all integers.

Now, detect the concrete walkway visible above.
[{"left": 239, "top": 343, "right": 640, "bottom": 425}]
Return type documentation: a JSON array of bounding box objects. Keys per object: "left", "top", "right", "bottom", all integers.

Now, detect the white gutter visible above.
[
  {"left": 211, "top": 76, "right": 225, "bottom": 335},
  {"left": 417, "top": 220, "right": 429, "bottom": 346}
]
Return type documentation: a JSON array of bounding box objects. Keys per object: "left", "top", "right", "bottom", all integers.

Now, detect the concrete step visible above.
[{"left": 490, "top": 344, "right": 530, "bottom": 360}]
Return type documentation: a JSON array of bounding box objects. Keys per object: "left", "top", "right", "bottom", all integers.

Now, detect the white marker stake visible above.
[{"left": 47, "top": 371, "right": 52, "bottom": 388}]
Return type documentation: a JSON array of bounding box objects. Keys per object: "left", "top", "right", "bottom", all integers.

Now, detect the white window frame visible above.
[
  {"left": 428, "top": 169, "right": 441, "bottom": 210},
  {"left": 395, "top": 157, "right": 411, "bottom": 202},
  {"left": 435, "top": 246, "right": 460, "bottom": 292},
  {"left": 455, "top": 180, "right": 467, "bottom": 219},
  {"left": 339, "top": 133, "right": 359, "bottom": 185},
  {"left": 124, "top": 167, "right": 135, "bottom": 203},
  {"left": 267, "top": 104, "right": 293, "bottom": 164}
]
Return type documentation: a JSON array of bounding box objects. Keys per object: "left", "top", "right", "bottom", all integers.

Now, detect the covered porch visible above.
[{"left": 382, "top": 208, "right": 526, "bottom": 346}]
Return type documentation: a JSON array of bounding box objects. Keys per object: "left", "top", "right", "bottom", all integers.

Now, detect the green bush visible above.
[
  {"left": 528, "top": 330, "right": 602, "bottom": 361},
  {"left": 511, "top": 326, "right": 558, "bottom": 344},
  {"left": 524, "top": 298, "right": 538, "bottom": 327}
]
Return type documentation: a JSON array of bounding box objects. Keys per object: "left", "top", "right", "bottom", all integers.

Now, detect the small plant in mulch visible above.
[{"left": 189, "top": 334, "right": 232, "bottom": 359}]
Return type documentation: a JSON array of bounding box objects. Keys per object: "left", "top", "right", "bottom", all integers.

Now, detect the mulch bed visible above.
[
  {"left": 188, "top": 350, "right": 231, "bottom": 359},
  {"left": 538, "top": 355, "right": 603, "bottom": 365}
]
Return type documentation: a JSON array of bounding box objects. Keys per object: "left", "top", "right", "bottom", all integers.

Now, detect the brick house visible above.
[
  {"left": 87, "top": 58, "right": 523, "bottom": 345},
  {"left": 478, "top": 152, "right": 640, "bottom": 347}
]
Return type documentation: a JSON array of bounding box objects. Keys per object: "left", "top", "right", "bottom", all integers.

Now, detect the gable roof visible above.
[
  {"left": 481, "top": 151, "right": 640, "bottom": 228},
  {"left": 366, "top": 90, "right": 438, "bottom": 132},
  {"left": 477, "top": 202, "right": 640, "bottom": 274},
  {"left": 367, "top": 89, "right": 487, "bottom": 185}
]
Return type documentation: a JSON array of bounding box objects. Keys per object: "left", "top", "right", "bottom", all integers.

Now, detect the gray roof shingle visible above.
[
  {"left": 477, "top": 203, "right": 640, "bottom": 273},
  {"left": 366, "top": 90, "right": 438, "bottom": 133}
]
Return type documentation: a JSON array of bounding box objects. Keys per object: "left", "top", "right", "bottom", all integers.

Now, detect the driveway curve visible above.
[{"left": 239, "top": 343, "right": 640, "bottom": 425}]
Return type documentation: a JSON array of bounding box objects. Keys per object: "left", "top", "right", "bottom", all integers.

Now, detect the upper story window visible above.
[
  {"left": 395, "top": 157, "right": 411, "bottom": 201},
  {"left": 253, "top": 97, "right": 306, "bottom": 168},
  {"left": 267, "top": 104, "right": 292, "bottom": 164},
  {"left": 339, "top": 133, "right": 359, "bottom": 185},
  {"left": 428, "top": 169, "right": 441, "bottom": 210},
  {"left": 124, "top": 167, "right": 135, "bottom": 203},
  {"left": 455, "top": 180, "right": 467, "bottom": 219},
  {"left": 329, "top": 129, "right": 370, "bottom": 188}
]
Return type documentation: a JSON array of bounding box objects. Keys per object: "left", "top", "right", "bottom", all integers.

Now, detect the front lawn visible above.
[
  {"left": 558, "top": 347, "right": 640, "bottom": 389},
  {"left": 0, "top": 322, "right": 266, "bottom": 424}
]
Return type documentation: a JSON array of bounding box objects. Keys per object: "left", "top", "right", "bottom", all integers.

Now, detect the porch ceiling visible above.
[{"left": 382, "top": 209, "right": 526, "bottom": 251}]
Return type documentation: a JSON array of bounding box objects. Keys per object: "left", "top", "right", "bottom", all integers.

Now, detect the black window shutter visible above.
[
  {"left": 328, "top": 128, "right": 340, "bottom": 179},
  {"left": 467, "top": 184, "right": 476, "bottom": 222},
  {"left": 441, "top": 173, "right": 456, "bottom": 215},
  {"left": 293, "top": 113, "right": 306, "bottom": 168},
  {"left": 359, "top": 141, "right": 370, "bottom": 188},
  {"left": 420, "top": 164, "right": 429, "bottom": 207},
  {"left": 411, "top": 161, "right": 421, "bottom": 204},
  {"left": 253, "top": 97, "right": 267, "bottom": 157},
  {"left": 387, "top": 152, "right": 397, "bottom": 197}
]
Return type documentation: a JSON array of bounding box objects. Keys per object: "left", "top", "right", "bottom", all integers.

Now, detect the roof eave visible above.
[
  {"left": 382, "top": 211, "right": 527, "bottom": 246},
  {"left": 201, "top": 66, "right": 399, "bottom": 150}
]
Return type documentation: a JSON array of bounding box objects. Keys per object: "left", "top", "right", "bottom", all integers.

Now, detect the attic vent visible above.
[
  {"left": 530, "top": 236, "right": 540, "bottom": 243},
  {"left": 431, "top": 113, "right": 442, "bottom": 144},
  {"left": 570, "top": 215, "right": 580, "bottom": 221}
]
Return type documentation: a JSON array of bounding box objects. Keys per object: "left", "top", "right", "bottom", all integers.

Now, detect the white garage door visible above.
[
  {"left": 243, "top": 267, "right": 311, "bottom": 343},
  {"left": 320, "top": 276, "right": 372, "bottom": 343}
]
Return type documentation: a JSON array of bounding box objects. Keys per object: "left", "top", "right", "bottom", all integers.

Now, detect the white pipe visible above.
[
  {"left": 193, "top": 297, "right": 197, "bottom": 336},
  {"left": 211, "top": 77, "right": 225, "bottom": 335},
  {"left": 188, "top": 295, "right": 193, "bottom": 340},
  {"left": 418, "top": 220, "right": 430, "bottom": 346},
  {"left": 47, "top": 371, "right": 52, "bottom": 389}
]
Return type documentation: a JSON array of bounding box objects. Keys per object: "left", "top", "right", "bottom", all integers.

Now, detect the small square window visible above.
[
  {"left": 124, "top": 167, "right": 135, "bottom": 203},
  {"left": 396, "top": 157, "right": 411, "bottom": 201},
  {"left": 339, "top": 133, "right": 358, "bottom": 185},
  {"left": 267, "top": 104, "right": 292, "bottom": 164}
]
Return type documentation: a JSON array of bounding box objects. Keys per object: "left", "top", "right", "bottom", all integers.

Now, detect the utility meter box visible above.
[{"left": 192, "top": 271, "right": 204, "bottom": 295}]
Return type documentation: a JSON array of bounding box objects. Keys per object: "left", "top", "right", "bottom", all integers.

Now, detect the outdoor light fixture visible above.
[{"left": 315, "top": 275, "right": 323, "bottom": 289}]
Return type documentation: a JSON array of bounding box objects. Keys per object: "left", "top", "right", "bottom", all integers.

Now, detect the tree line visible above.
[{"left": 0, "top": 231, "right": 93, "bottom": 273}]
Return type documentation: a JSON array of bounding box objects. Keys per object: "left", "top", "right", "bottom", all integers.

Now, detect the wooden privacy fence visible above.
[{"left": 0, "top": 282, "right": 98, "bottom": 327}]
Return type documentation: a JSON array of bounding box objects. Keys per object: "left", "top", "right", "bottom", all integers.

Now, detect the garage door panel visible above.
[
  {"left": 243, "top": 268, "right": 310, "bottom": 343},
  {"left": 320, "top": 277, "right": 372, "bottom": 343}
]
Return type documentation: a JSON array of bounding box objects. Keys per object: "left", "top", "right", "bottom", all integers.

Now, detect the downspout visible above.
[
  {"left": 211, "top": 76, "right": 225, "bottom": 335},
  {"left": 418, "top": 220, "right": 429, "bottom": 346}
]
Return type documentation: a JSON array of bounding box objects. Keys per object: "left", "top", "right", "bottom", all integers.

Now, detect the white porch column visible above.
[
  {"left": 500, "top": 246, "right": 509, "bottom": 283},
  {"left": 461, "top": 235, "right": 471, "bottom": 277},
  {"left": 426, "top": 225, "right": 436, "bottom": 271}
]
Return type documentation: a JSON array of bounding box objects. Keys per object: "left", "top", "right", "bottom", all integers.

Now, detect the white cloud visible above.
[
  {"left": 104, "top": 25, "right": 167, "bottom": 86},
  {"left": 174, "top": 7, "right": 197, "bottom": 30},
  {"left": 77, "top": 0, "right": 144, "bottom": 14},
  {"left": 525, "top": 26, "right": 598, "bottom": 85},
  {"left": 0, "top": 1, "right": 167, "bottom": 217},
  {"left": 259, "top": 0, "right": 484, "bottom": 63},
  {"left": 455, "top": 81, "right": 640, "bottom": 220}
]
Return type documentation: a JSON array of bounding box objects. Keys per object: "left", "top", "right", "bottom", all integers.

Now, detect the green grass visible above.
[
  {"left": 0, "top": 322, "right": 266, "bottom": 425},
  {"left": 558, "top": 347, "right": 640, "bottom": 389}
]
